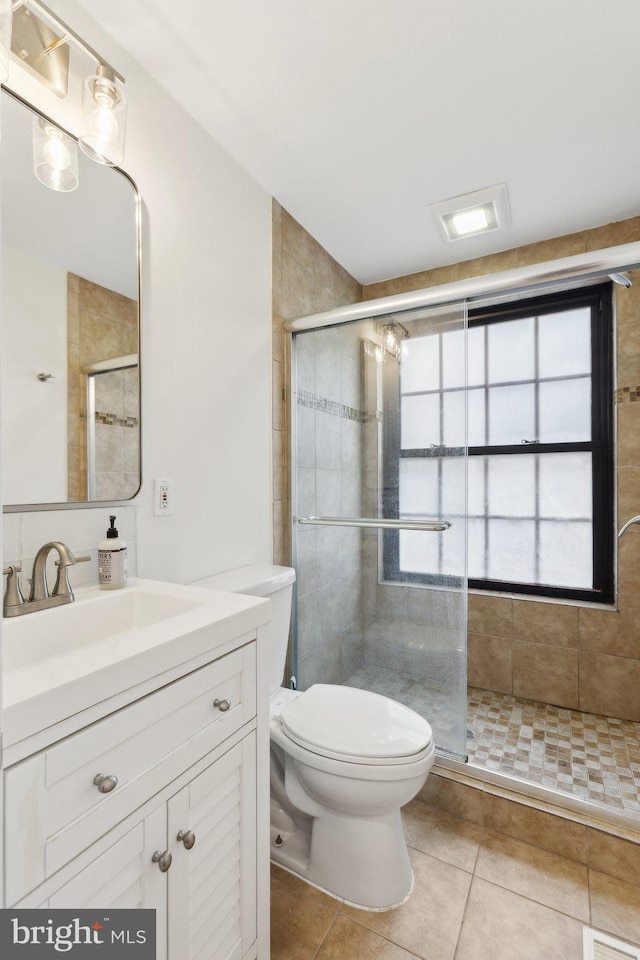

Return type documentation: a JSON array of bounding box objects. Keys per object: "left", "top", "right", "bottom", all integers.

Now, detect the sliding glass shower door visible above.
[{"left": 292, "top": 302, "right": 468, "bottom": 758}]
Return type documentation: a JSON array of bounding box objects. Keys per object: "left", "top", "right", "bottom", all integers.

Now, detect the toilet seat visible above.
[{"left": 280, "top": 683, "right": 433, "bottom": 766}]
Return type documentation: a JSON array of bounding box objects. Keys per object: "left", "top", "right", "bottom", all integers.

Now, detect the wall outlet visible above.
[{"left": 154, "top": 478, "right": 174, "bottom": 516}]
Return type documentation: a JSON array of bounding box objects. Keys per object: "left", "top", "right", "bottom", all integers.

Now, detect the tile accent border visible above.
[
  {"left": 95, "top": 411, "right": 139, "bottom": 428},
  {"left": 297, "top": 388, "right": 371, "bottom": 423}
]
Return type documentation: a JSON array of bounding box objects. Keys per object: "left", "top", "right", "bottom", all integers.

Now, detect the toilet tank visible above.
[{"left": 190, "top": 565, "right": 296, "bottom": 697}]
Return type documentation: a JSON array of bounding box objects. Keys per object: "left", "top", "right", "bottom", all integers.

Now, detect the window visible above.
[{"left": 383, "top": 284, "right": 614, "bottom": 603}]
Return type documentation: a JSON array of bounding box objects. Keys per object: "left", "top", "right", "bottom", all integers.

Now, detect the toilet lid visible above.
[{"left": 280, "top": 684, "right": 433, "bottom": 764}]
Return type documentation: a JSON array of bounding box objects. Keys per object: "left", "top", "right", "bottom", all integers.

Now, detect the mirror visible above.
[{"left": 1, "top": 89, "right": 140, "bottom": 510}]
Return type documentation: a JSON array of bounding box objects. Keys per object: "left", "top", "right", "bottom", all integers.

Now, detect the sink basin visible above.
[
  {"left": 2, "top": 577, "right": 271, "bottom": 749},
  {"left": 3, "top": 584, "right": 207, "bottom": 673}
]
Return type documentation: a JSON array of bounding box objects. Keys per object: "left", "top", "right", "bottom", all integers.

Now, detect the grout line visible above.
[
  {"left": 310, "top": 915, "right": 340, "bottom": 960},
  {"left": 451, "top": 874, "right": 476, "bottom": 960},
  {"left": 468, "top": 874, "right": 590, "bottom": 926},
  {"left": 333, "top": 912, "right": 422, "bottom": 959}
]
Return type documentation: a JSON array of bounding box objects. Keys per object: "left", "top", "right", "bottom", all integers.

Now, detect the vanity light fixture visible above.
[
  {"left": 79, "top": 64, "right": 126, "bottom": 166},
  {"left": 0, "top": 0, "right": 12, "bottom": 81},
  {"left": 10, "top": 1, "right": 127, "bottom": 166},
  {"left": 430, "top": 183, "right": 511, "bottom": 242},
  {"left": 32, "top": 115, "right": 78, "bottom": 192}
]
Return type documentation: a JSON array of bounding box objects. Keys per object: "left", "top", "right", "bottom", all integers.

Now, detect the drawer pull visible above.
[
  {"left": 152, "top": 849, "right": 173, "bottom": 872},
  {"left": 213, "top": 698, "right": 231, "bottom": 712},
  {"left": 93, "top": 773, "right": 118, "bottom": 794},
  {"left": 177, "top": 829, "right": 196, "bottom": 850}
]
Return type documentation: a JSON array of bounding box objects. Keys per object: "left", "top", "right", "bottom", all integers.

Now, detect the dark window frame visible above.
[{"left": 382, "top": 283, "right": 614, "bottom": 604}]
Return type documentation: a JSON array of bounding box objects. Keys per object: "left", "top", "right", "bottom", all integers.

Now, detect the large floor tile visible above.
[
  {"left": 590, "top": 870, "right": 640, "bottom": 945},
  {"left": 342, "top": 848, "right": 471, "bottom": 960},
  {"left": 474, "top": 832, "right": 590, "bottom": 920},
  {"left": 401, "top": 800, "right": 482, "bottom": 873},
  {"left": 316, "top": 916, "right": 421, "bottom": 960},
  {"left": 455, "top": 878, "right": 584, "bottom": 960},
  {"left": 270, "top": 865, "right": 339, "bottom": 960}
]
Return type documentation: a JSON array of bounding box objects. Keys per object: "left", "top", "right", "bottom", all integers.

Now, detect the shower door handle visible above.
[{"left": 297, "top": 516, "right": 451, "bottom": 532}]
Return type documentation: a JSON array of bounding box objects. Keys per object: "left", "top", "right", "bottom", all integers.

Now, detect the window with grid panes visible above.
[{"left": 383, "top": 285, "right": 614, "bottom": 603}]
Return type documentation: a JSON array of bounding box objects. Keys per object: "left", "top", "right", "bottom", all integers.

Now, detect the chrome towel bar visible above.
[{"left": 297, "top": 516, "right": 451, "bottom": 532}]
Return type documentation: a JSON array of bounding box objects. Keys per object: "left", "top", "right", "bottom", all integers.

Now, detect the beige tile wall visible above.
[
  {"left": 364, "top": 216, "right": 640, "bottom": 721},
  {"left": 67, "top": 274, "right": 139, "bottom": 502}
]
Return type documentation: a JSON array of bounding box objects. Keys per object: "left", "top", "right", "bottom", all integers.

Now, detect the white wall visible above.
[
  {"left": 2, "top": 245, "right": 68, "bottom": 504},
  {"left": 1, "top": 0, "right": 273, "bottom": 583}
]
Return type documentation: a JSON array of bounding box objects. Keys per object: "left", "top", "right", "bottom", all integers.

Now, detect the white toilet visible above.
[{"left": 192, "top": 564, "right": 435, "bottom": 910}]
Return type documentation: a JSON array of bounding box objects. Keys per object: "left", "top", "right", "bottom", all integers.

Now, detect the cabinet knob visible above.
[
  {"left": 213, "top": 698, "right": 231, "bottom": 712},
  {"left": 152, "top": 849, "right": 173, "bottom": 872},
  {"left": 177, "top": 829, "right": 196, "bottom": 850},
  {"left": 93, "top": 773, "right": 118, "bottom": 794}
]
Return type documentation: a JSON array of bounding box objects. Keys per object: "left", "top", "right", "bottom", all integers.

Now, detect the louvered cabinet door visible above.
[
  {"left": 167, "top": 734, "right": 257, "bottom": 960},
  {"left": 48, "top": 804, "right": 168, "bottom": 959}
]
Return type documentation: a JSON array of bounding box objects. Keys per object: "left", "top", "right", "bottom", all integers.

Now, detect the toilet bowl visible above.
[{"left": 191, "top": 564, "right": 435, "bottom": 910}]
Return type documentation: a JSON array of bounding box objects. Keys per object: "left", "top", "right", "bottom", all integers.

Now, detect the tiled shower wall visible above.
[
  {"left": 294, "top": 325, "right": 366, "bottom": 686},
  {"left": 271, "top": 202, "right": 363, "bottom": 686},
  {"left": 67, "top": 274, "right": 138, "bottom": 502},
  {"left": 364, "top": 217, "right": 640, "bottom": 722}
]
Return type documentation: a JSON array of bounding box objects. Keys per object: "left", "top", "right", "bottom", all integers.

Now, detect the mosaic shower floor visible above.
[{"left": 344, "top": 665, "right": 640, "bottom": 818}]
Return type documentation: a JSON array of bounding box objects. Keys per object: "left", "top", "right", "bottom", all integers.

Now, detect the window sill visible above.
[{"left": 467, "top": 586, "right": 617, "bottom": 612}]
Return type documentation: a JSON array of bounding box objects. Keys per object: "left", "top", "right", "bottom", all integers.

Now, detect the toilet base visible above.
[
  {"left": 270, "top": 798, "right": 414, "bottom": 911},
  {"left": 271, "top": 857, "right": 414, "bottom": 913}
]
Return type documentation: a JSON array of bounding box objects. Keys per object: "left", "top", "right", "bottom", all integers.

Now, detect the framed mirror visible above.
[{"left": 1, "top": 88, "right": 141, "bottom": 511}]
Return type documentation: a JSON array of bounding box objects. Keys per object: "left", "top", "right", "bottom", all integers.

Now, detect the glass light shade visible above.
[
  {"left": 79, "top": 71, "right": 126, "bottom": 166},
  {"left": 32, "top": 117, "right": 79, "bottom": 193},
  {"left": 364, "top": 339, "right": 385, "bottom": 364},
  {"left": 0, "top": 0, "right": 12, "bottom": 82}
]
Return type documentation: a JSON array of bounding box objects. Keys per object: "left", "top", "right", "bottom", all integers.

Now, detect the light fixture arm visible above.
[{"left": 11, "top": 0, "right": 124, "bottom": 83}]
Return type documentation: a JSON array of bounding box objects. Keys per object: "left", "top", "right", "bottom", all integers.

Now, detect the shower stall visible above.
[{"left": 286, "top": 244, "right": 640, "bottom": 828}]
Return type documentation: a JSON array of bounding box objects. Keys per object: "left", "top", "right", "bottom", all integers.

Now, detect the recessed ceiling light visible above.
[
  {"left": 429, "top": 183, "right": 511, "bottom": 243},
  {"left": 451, "top": 206, "right": 490, "bottom": 236}
]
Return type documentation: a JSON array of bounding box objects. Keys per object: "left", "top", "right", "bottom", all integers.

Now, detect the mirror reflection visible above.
[{"left": 1, "top": 89, "right": 140, "bottom": 508}]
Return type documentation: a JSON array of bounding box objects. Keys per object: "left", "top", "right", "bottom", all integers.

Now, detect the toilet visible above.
[{"left": 191, "top": 564, "right": 435, "bottom": 910}]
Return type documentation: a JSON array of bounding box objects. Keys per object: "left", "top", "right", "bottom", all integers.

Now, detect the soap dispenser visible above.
[{"left": 98, "top": 515, "right": 128, "bottom": 590}]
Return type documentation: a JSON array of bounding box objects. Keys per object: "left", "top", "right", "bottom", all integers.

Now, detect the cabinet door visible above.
[
  {"left": 167, "top": 735, "right": 257, "bottom": 960},
  {"left": 47, "top": 805, "right": 168, "bottom": 960}
]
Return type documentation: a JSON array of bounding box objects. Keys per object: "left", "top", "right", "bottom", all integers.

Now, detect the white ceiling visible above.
[{"left": 76, "top": 0, "right": 640, "bottom": 285}]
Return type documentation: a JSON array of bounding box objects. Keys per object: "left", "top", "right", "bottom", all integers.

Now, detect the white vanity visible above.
[{"left": 1, "top": 579, "right": 271, "bottom": 960}]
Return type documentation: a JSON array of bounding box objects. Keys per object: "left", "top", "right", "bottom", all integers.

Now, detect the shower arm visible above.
[
  {"left": 618, "top": 515, "right": 640, "bottom": 538},
  {"left": 297, "top": 516, "right": 451, "bottom": 532}
]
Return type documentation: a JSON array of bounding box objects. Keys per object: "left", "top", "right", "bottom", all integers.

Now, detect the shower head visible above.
[{"left": 609, "top": 272, "right": 633, "bottom": 288}]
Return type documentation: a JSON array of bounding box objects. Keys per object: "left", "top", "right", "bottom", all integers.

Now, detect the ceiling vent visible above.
[
  {"left": 583, "top": 927, "right": 640, "bottom": 960},
  {"left": 429, "top": 183, "right": 511, "bottom": 242}
]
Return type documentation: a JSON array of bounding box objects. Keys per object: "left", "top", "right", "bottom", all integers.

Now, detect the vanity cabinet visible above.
[{"left": 3, "top": 625, "right": 268, "bottom": 960}]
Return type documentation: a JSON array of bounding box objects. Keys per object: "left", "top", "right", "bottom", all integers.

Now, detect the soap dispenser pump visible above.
[{"left": 98, "top": 515, "right": 128, "bottom": 590}]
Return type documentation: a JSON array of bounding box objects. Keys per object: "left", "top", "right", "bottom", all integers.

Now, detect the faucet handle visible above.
[
  {"left": 53, "top": 555, "right": 90, "bottom": 599},
  {"left": 3, "top": 564, "right": 25, "bottom": 612}
]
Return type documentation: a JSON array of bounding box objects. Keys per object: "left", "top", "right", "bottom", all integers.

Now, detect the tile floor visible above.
[
  {"left": 270, "top": 798, "right": 640, "bottom": 960},
  {"left": 345, "top": 664, "right": 640, "bottom": 818}
]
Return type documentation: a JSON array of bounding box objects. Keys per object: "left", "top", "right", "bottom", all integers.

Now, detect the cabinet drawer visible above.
[{"left": 4, "top": 643, "right": 256, "bottom": 905}]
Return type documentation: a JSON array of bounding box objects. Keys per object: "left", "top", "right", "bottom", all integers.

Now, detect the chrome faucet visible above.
[
  {"left": 3, "top": 542, "right": 89, "bottom": 618},
  {"left": 30, "top": 540, "right": 77, "bottom": 602}
]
